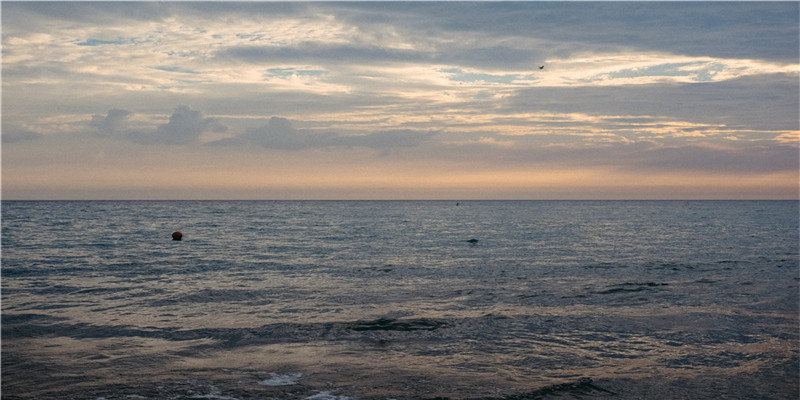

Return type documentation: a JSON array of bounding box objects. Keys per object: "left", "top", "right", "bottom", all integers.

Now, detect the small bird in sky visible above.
[{"left": 539, "top": 65, "right": 545, "bottom": 69}]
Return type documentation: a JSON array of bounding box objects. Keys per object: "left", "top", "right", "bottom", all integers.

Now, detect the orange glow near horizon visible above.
[{"left": 4, "top": 153, "right": 797, "bottom": 200}]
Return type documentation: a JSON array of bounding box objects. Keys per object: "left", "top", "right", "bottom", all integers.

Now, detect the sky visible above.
[{"left": 2, "top": 1, "right": 798, "bottom": 200}]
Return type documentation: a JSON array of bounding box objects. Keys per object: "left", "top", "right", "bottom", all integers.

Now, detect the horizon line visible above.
[{"left": 2, "top": 198, "right": 798, "bottom": 202}]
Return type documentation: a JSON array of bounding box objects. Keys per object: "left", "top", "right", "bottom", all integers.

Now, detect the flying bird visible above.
[{"left": 538, "top": 65, "right": 545, "bottom": 69}]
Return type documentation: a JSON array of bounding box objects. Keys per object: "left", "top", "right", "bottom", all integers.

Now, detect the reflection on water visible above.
[{"left": 2, "top": 201, "right": 798, "bottom": 399}]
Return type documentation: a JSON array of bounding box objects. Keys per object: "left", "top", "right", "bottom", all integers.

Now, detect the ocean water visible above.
[{"left": 2, "top": 200, "right": 798, "bottom": 399}]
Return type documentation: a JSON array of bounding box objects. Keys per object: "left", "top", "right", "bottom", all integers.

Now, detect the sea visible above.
[{"left": 2, "top": 200, "right": 798, "bottom": 399}]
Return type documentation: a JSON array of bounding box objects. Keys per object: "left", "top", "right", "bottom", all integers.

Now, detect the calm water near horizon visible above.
[{"left": 2, "top": 200, "right": 798, "bottom": 399}]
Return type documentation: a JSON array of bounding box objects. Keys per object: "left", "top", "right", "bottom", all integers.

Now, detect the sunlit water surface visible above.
[{"left": 2, "top": 201, "right": 798, "bottom": 399}]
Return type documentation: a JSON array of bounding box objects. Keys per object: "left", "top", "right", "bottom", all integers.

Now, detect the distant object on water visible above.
[
  {"left": 172, "top": 231, "right": 183, "bottom": 241},
  {"left": 466, "top": 238, "right": 479, "bottom": 244}
]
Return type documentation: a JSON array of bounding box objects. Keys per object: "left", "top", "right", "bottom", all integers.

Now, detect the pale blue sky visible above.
[{"left": 2, "top": 2, "right": 798, "bottom": 199}]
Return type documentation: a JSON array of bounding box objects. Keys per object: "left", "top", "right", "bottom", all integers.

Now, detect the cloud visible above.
[
  {"left": 633, "top": 144, "right": 799, "bottom": 173},
  {"left": 506, "top": 74, "right": 799, "bottom": 131},
  {"left": 1, "top": 125, "right": 43, "bottom": 144},
  {"left": 234, "top": 116, "right": 435, "bottom": 151},
  {"left": 218, "top": 35, "right": 545, "bottom": 72},
  {"left": 435, "top": 137, "right": 798, "bottom": 175},
  {"left": 241, "top": 117, "right": 336, "bottom": 150},
  {"left": 335, "top": 129, "right": 436, "bottom": 149},
  {"left": 83, "top": 107, "right": 436, "bottom": 151},
  {"left": 220, "top": 42, "right": 427, "bottom": 66},
  {"left": 76, "top": 38, "right": 130, "bottom": 47},
  {"left": 442, "top": 68, "right": 538, "bottom": 85},
  {"left": 90, "top": 109, "right": 132, "bottom": 136},
  {"left": 344, "top": 2, "right": 799, "bottom": 63},
  {"left": 129, "top": 105, "right": 227, "bottom": 145},
  {"left": 152, "top": 66, "right": 199, "bottom": 74},
  {"left": 1, "top": 2, "right": 167, "bottom": 28}
]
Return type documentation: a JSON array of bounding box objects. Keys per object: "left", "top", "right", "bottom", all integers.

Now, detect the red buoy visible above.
[{"left": 172, "top": 231, "right": 183, "bottom": 241}]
